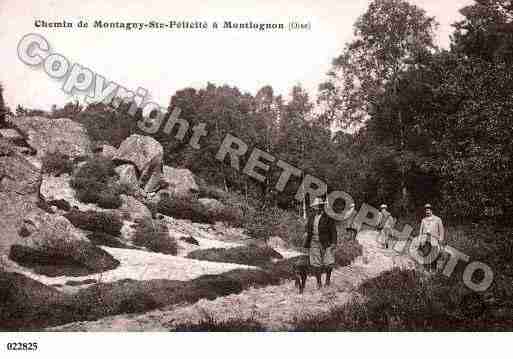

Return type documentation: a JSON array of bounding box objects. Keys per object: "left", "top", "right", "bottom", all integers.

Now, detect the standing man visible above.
[
  {"left": 377, "top": 204, "right": 393, "bottom": 249},
  {"left": 419, "top": 204, "right": 445, "bottom": 273},
  {"left": 304, "top": 198, "right": 338, "bottom": 289}
]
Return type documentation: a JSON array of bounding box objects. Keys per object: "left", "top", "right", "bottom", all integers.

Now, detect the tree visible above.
[
  {"left": 319, "top": 0, "right": 438, "bottom": 214},
  {"left": 0, "top": 83, "right": 6, "bottom": 127},
  {"left": 452, "top": 0, "right": 513, "bottom": 63}
]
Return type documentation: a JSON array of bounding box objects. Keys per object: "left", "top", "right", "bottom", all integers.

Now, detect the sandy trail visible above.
[{"left": 52, "top": 230, "right": 414, "bottom": 331}]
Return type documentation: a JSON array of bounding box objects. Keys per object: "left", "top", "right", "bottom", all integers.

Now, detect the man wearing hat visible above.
[
  {"left": 303, "top": 197, "right": 338, "bottom": 289},
  {"left": 377, "top": 204, "right": 393, "bottom": 249},
  {"left": 419, "top": 204, "right": 445, "bottom": 272}
]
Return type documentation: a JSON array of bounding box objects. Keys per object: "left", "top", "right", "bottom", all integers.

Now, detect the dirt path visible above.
[{"left": 52, "top": 230, "right": 414, "bottom": 331}]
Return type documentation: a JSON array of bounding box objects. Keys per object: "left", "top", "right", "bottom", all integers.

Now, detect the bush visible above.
[
  {"left": 243, "top": 205, "right": 305, "bottom": 246},
  {"left": 132, "top": 218, "right": 177, "bottom": 255},
  {"left": 41, "top": 150, "right": 74, "bottom": 176},
  {"left": 334, "top": 239, "right": 363, "bottom": 267},
  {"left": 186, "top": 245, "right": 283, "bottom": 267},
  {"left": 87, "top": 232, "right": 131, "bottom": 249},
  {"left": 70, "top": 156, "right": 123, "bottom": 209},
  {"left": 157, "top": 193, "right": 211, "bottom": 223},
  {"left": 63, "top": 209, "right": 123, "bottom": 237}
]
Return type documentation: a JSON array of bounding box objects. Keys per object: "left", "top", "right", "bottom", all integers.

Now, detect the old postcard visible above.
[{"left": 0, "top": 0, "right": 511, "bottom": 356}]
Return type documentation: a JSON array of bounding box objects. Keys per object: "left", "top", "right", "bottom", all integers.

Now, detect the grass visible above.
[
  {"left": 186, "top": 244, "right": 283, "bottom": 267},
  {"left": 87, "top": 232, "right": 131, "bottom": 249},
  {"left": 63, "top": 209, "right": 123, "bottom": 237},
  {"left": 8, "top": 242, "right": 120, "bottom": 278},
  {"left": 157, "top": 192, "right": 243, "bottom": 225},
  {"left": 290, "top": 221, "right": 513, "bottom": 332},
  {"left": 132, "top": 218, "right": 178, "bottom": 255},
  {"left": 173, "top": 314, "right": 265, "bottom": 332}
]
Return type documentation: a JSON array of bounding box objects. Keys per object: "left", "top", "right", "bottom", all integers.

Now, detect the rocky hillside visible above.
[{"left": 0, "top": 115, "right": 310, "bottom": 330}]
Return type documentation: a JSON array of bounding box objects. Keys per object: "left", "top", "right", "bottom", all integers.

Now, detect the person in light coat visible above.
[
  {"left": 419, "top": 203, "right": 445, "bottom": 272},
  {"left": 376, "top": 204, "right": 394, "bottom": 249}
]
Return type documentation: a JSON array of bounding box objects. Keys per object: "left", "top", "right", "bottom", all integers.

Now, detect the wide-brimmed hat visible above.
[
  {"left": 380, "top": 204, "right": 388, "bottom": 210},
  {"left": 311, "top": 198, "right": 326, "bottom": 208}
]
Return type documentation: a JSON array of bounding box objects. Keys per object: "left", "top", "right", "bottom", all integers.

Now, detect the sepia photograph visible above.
[{"left": 0, "top": 0, "right": 512, "bottom": 356}]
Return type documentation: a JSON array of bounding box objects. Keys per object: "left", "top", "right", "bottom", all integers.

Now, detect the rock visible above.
[
  {"left": 198, "top": 198, "right": 225, "bottom": 217},
  {"left": 267, "top": 236, "right": 287, "bottom": 250},
  {"left": 114, "top": 134, "right": 163, "bottom": 191},
  {"left": 12, "top": 116, "right": 92, "bottom": 159},
  {"left": 162, "top": 166, "right": 199, "bottom": 198},
  {"left": 0, "top": 128, "right": 23, "bottom": 141},
  {"left": 0, "top": 148, "right": 41, "bottom": 255},
  {"left": 102, "top": 144, "right": 117, "bottom": 159},
  {"left": 13, "top": 209, "right": 119, "bottom": 275},
  {"left": 0, "top": 151, "right": 42, "bottom": 196},
  {"left": 115, "top": 164, "right": 139, "bottom": 189},
  {"left": 40, "top": 174, "right": 100, "bottom": 212},
  {"left": 118, "top": 195, "right": 151, "bottom": 221}
]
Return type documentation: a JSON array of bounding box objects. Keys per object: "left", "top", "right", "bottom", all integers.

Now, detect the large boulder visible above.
[
  {"left": 115, "top": 164, "right": 139, "bottom": 190},
  {"left": 162, "top": 166, "right": 199, "bottom": 198},
  {"left": 0, "top": 152, "right": 41, "bottom": 196},
  {"left": 118, "top": 195, "right": 152, "bottom": 221},
  {"left": 12, "top": 116, "right": 92, "bottom": 159},
  {"left": 40, "top": 174, "right": 100, "bottom": 212},
  {"left": 114, "top": 134, "right": 163, "bottom": 192},
  {"left": 102, "top": 144, "right": 117, "bottom": 159},
  {"left": 0, "top": 148, "right": 42, "bottom": 255},
  {"left": 12, "top": 209, "right": 119, "bottom": 276},
  {"left": 198, "top": 198, "right": 225, "bottom": 213}
]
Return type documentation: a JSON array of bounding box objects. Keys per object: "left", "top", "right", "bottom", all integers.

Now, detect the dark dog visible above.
[{"left": 293, "top": 255, "right": 311, "bottom": 294}]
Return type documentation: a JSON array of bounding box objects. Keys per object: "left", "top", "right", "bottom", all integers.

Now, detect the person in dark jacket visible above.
[{"left": 304, "top": 198, "right": 338, "bottom": 289}]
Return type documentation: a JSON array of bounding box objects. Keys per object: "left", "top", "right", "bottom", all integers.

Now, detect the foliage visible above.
[
  {"left": 132, "top": 218, "right": 177, "bottom": 255},
  {"left": 63, "top": 209, "right": 123, "bottom": 237},
  {"left": 41, "top": 150, "right": 74, "bottom": 176},
  {"left": 70, "top": 156, "right": 123, "bottom": 209},
  {"left": 318, "top": 0, "right": 438, "bottom": 129},
  {"left": 0, "top": 83, "right": 6, "bottom": 127},
  {"left": 186, "top": 245, "right": 283, "bottom": 267},
  {"left": 173, "top": 315, "right": 265, "bottom": 332}
]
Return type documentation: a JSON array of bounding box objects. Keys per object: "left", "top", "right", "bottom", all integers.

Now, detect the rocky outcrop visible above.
[
  {"left": 114, "top": 135, "right": 163, "bottom": 193},
  {"left": 115, "top": 164, "right": 139, "bottom": 190},
  {"left": 0, "top": 148, "right": 42, "bottom": 254},
  {"left": 198, "top": 198, "right": 225, "bottom": 217},
  {"left": 162, "top": 166, "right": 199, "bottom": 198},
  {"left": 40, "top": 174, "right": 100, "bottom": 212},
  {"left": 12, "top": 209, "right": 119, "bottom": 276},
  {"left": 119, "top": 195, "right": 152, "bottom": 221},
  {"left": 267, "top": 236, "right": 287, "bottom": 250},
  {"left": 12, "top": 116, "right": 93, "bottom": 159},
  {"left": 102, "top": 144, "right": 117, "bottom": 159}
]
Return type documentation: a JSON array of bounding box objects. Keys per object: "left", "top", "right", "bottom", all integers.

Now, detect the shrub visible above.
[
  {"left": 63, "top": 209, "right": 123, "bottom": 237},
  {"left": 41, "top": 150, "right": 74, "bottom": 176},
  {"left": 70, "top": 156, "right": 123, "bottom": 209},
  {"left": 132, "top": 218, "right": 177, "bottom": 255},
  {"left": 243, "top": 205, "right": 305, "bottom": 246},
  {"left": 157, "top": 193, "right": 211, "bottom": 224},
  {"left": 87, "top": 232, "right": 131, "bottom": 249},
  {"left": 186, "top": 245, "right": 283, "bottom": 267},
  {"left": 334, "top": 239, "right": 363, "bottom": 267}
]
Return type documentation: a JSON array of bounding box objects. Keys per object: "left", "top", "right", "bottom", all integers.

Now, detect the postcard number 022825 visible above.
[{"left": 6, "top": 342, "right": 38, "bottom": 351}]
